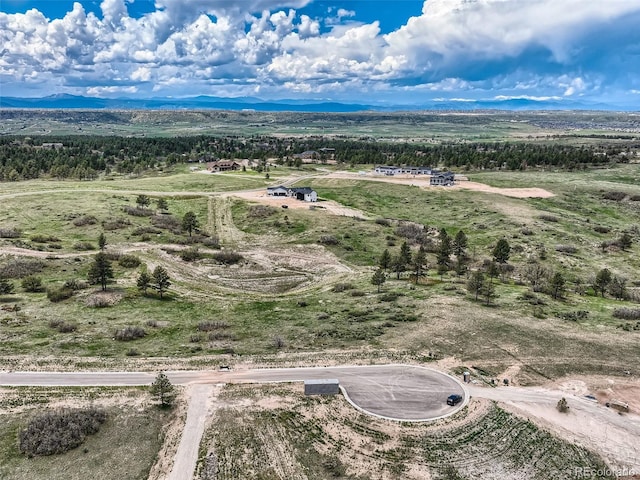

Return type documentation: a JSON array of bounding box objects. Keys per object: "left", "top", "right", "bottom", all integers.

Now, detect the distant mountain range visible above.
[{"left": 0, "top": 93, "right": 636, "bottom": 112}]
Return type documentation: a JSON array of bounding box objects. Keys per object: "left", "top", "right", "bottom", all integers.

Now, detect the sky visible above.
[{"left": 2, "top": 0, "right": 640, "bottom": 106}]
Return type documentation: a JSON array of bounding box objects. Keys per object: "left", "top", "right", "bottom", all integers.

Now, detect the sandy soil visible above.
[{"left": 323, "top": 171, "right": 555, "bottom": 198}]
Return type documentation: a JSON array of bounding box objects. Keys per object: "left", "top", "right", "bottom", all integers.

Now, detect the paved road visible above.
[{"left": 0, "top": 365, "right": 466, "bottom": 422}]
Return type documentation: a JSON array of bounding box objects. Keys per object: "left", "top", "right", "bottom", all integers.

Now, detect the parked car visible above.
[{"left": 447, "top": 394, "right": 463, "bottom": 406}]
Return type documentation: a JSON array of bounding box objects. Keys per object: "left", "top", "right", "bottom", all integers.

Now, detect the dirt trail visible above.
[
  {"left": 167, "top": 384, "right": 218, "bottom": 480},
  {"left": 208, "top": 195, "right": 246, "bottom": 245}
]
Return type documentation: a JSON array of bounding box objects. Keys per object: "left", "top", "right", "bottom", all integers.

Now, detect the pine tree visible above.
[
  {"left": 549, "top": 271, "right": 566, "bottom": 300},
  {"left": 412, "top": 246, "right": 427, "bottom": 284},
  {"left": 150, "top": 372, "right": 176, "bottom": 408},
  {"left": 467, "top": 271, "right": 484, "bottom": 301},
  {"left": 136, "top": 194, "right": 151, "bottom": 209},
  {"left": 379, "top": 249, "right": 391, "bottom": 271},
  {"left": 87, "top": 252, "right": 113, "bottom": 291},
  {"left": 182, "top": 211, "right": 199, "bottom": 237},
  {"left": 371, "top": 268, "right": 386, "bottom": 293},
  {"left": 137, "top": 270, "right": 152, "bottom": 296},
  {"left": 399, "top": 241, "right": 412, "bottom": 265},
  {"left": 437, "top": 228, "right": 451, "bottom": 275},
  {"left": 453, "top": 230, "right": 468, "bottom": 258},
  {"left": 493, "top": 238, "right": 511, "bottom": 264},
  {"left": 593, "top": 268, "right": 612, "bottom": 297},
  {"left": 98, "top": 232, "right": 107, "bottom": 251},
  {"left": 153, "top": 266, "right": 171, "bottom": 299},
  {"left": 157, "top": 197, "right": 168, "bottom": 212},
  {"left": 390, "top": 254, "right": 406, "bottom": 280}
]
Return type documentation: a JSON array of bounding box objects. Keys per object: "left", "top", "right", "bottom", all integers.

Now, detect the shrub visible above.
[
  {"left": 593, "top": 225, "right": 611, "bottom": 234},
  {"left": 72, "top": 215, "right": 98, "bottom": 227},
  {"left": 394, "top": 221, "right": 425, "bottom": 243},
  {"left": 73, "top": 241, "right": 95, "bottom": 251},
  {"left": 212, "top": 251, "right": 243, "bottom": 265},
  {"left": 603, "top": 191, "right": 627, "bottom": 201},
  {"left": 0, "top": 259, "right": 45, "bottom": 278},
  {"left": 197, "top": 321, "right": 230, "bottom": 331},
  {"left": 126, "top": 348, "right": 140, "bottom": 356},
  {"left": 248, "top": 205, "right": 277, "bottom": 218},
  {"left": 57, "top": 322, "right": 78, "bottom": 333},
  {"left": 102, "top": 218, "right": 131, "bottom": 230},
  {"left": 47, "top": 287, "right": 74, "bottom": 303},
  {"left": 379, "top": 292, "right": 400, "bottom": 302},
  {"left": 319, "top": 235, "right": 339, "bottom": 245},
  {"left": 272, "top": 335, "right": 285, "bottom": 349},
  {"left": 630, "top": 195, "right": 640, "bottom": 202},
  {"left": 375, "top": 218, "right": 391, "bottom": 227},
  {"left": 63, "top": 279, "right": 88, "bottom": 291},
  {"left": 612, "top": 308, "right": 640, "bottom": 320},
  {"left": 123, "top": 205, "right": 153, "bottom": 217},
  {"left": 114, "top": 326, "right": 146, "bottom": 341},
  {"left": 331, "top": 282, "right": 354, "bottom": 292},
  {"left": 555, "top": 244, "right": 578, "bottom": 254},
  {"left": 132, "top": 226, "right": 162, "bottom": 236},
  {"left": 560, "top": 310, "right": 589, "bottom": 322},
  {"left": 557, "top": 397, "right": 569, "bottom": 413},
  {"left": 151, "top": 214, "right": 181, "bottom": 233},
  {"left": 118, "top": 254, "right": 141, "bottom": 268},
  {"left": 202, "top": 235, "right": 220, "bottom": 248},
  {"left": 0, "top": 227, "right": 21, "bottom": 238},
  {"left": 180, "top": 247, "right": 200, "bottom": 262},
  {"left": 85, "top": 293, "right": 120, "bottom": 308},
  {"left": 350, "top": 290, "right": 365, "bottom": 297},
  {"left": 22, "top": 276, "right": 44, "bottom": 292},
  {"left": 19, "top": 408, "right": 107, "bottom": 457},
  {"left": 538, "top": 214, "right": 558, "bottom": 222},
  {"left": 30, "top": 234, "right": 61, "bottom": 243}
]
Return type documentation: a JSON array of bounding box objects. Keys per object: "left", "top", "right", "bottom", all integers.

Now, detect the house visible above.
[
  {"left": 374, "top": 165, "right": 402, "bottom": 175},
  {"left": 293, "top": 150, "right": 319, "bottom": 160},
  {"left": 207, "top": 160, "right": 240, "bottom": 172},
  {"left": 266, "top": 186, "right": 317, "bottom": 202},
  {"left": 430, "top": 171, "right": 455, "bottom": 186},
  {"left": 401, "top": 166, "right": 432, "bottom": 175},
  {"left": 267, "top": 185, "right": 289, "bottom": 197},
  {"left": 288, "top": 187, "right": 317, "bottom": 202}
]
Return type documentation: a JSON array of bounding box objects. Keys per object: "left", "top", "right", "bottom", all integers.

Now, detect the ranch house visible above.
[
  {"left": 207, "top": 160, "right": 240, "bottom": 172},
  {"left": 430, "top": 171, "right": 455, "bottom": 186}
]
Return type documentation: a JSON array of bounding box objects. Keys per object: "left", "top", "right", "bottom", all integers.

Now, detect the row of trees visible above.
[{"left": 0, "top": 135, "right": 612, "bottom": 181}]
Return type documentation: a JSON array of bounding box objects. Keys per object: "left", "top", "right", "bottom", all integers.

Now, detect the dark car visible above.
[{"left": 447, "top": 394, "right": 463, "bottom": 406}]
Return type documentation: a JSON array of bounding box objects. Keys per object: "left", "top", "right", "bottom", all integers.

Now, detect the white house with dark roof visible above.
[{"left": 267, "top": 186, "right": 317, "bottom": 202}]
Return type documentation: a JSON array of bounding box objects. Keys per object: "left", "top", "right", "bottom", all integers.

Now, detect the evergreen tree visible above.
[
  {"left": 593, "top": 268, "right": 612, "bottom": 297},
  {"left": 379, "top": 249, "right": 391, "bottom": 271},
  {"left": 182, "top": 211, "right": 199, "bottom": 237},
  {"left": 87, "top": 252, "right": 113, "bottom": 291},
  {"left": 0, "top": 276, "right": 14, "bottom": 295},
  {"left": 150, "top": 372, "right": 176, "bottom": 408},
  {"left": 371, "top": 268, "right": 386, "bottom": 293},
  {"left": 437, "top": 228, "right": 451, "bottom": 275},
  {"left": 412, "top": 245, "right": 427, "bottom": 284},
  {"left": 137, "top": 270, "right": 152, "bottom": 296},
  {"left": 453, "top": 230, "right": 468, "bottom": 258},
  {"left": 390, "top": 254, "right": 406, "bottom": 280},
  {"left": 618, "top": 232, "right": 633, "bottom": 251},
  {"left": 482, "top": 280, "right": 496, "bottom": 305},
  {"left": 157, "top": 197, "right": 168, "bottom": 212},
  {"left": 467, "top": 271, "right": 484, "bottom": 301},
  {"left": 399, "top": 241, "right": 412, "bottom": 265},
  {"left": 153, "top": 266, "right": 171, "bottom": 298},
  {"left": 549, "top": 271, "right": 566, "bottom": 300},
  {"left": 98, "top": 232, "right": 107, "bottom": 251},
  {"left": 493, "top": 238, "right": 511, "bottom": 264},
  {"left": 136, "top": 194, "right": 151, "bottom": 209}
]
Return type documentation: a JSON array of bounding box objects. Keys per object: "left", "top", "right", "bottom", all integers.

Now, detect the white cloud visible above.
[
  {"left": 86, "top": 85, "right": 138, "bottom": 95},
  {"left": 1, "top": 0, "right": 640, "bottom": 102}
]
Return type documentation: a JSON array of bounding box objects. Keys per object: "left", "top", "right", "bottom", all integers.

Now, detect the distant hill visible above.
[{"left": 0, "top": 94, "right": 635, "bottom": 112}]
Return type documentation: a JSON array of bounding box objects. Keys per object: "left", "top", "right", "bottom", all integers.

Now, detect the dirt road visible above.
[{"left": 168, "top": 384, "right": 217, "bottom": 480}]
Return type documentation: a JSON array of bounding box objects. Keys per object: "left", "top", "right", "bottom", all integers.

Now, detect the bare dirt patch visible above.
[
  {"left": 229, "top": 190, "right": 368, "bottom": 218},
  {"left": 324, "top": 171, "right": 555, "bottom": 198}
]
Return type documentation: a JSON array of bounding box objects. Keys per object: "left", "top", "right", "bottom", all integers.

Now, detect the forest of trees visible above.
[{"left": 0, "top": 134, "right": 625, "bottom": 181}]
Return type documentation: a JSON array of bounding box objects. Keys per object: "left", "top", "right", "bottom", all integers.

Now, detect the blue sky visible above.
[{"left": 2, "top": 0, "right": 640, "bottom": 107}]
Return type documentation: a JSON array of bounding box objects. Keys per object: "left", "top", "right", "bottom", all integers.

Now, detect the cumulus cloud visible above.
[{"left": 1, "top": 0, "right": 640, "bottom": 102}]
